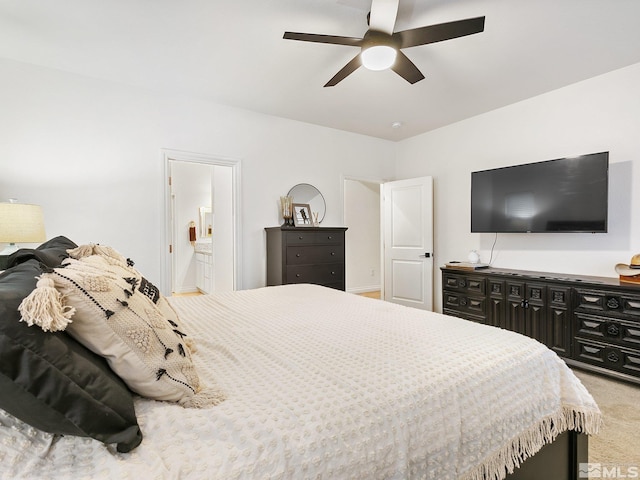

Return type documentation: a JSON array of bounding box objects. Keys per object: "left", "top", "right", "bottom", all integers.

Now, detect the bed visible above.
[{"left": 0, "top": 238, "right": 601, "bottom": 479}]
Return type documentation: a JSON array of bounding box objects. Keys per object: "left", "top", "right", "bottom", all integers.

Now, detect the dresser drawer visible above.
[
  {"left": 443, "top": 292, "right": 487, "bottom": 318},
  {"left": 286, "top": 245, "right": 344, "bottom": 265},
  {"left": 443, "top": 273, "right": 486, "bottom": 295},
  {"left": 575, "top": 312, "right": 640, "bottom": 348},
  {"left": 286, "top": 264, "right": 344, "bottom": 285},
  {"left": 285, "top": 231, "right": 343, "bottom": 246},
  {"left": 574, "top": 288, "right": 640, "bottom": 318},
  {"left": 285, "top": 231, "right": 317, "bottom": 245},
  {"left": 313, "top": 231, "right": 342, "bottom": 245},
  {"left": 574, "top": 338, "right": 640, "bottom": 376}
]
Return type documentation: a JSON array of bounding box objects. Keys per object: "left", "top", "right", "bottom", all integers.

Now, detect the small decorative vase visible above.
[
  {"left": 468, "top": 250, "right": 480, "bottom": 264},
  {"left": 280, "top": 196, "right": 293, "bottom": 227}
]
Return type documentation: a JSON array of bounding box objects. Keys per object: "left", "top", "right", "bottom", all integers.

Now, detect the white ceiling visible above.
[{"left": 2, "top": 0, "right": 640, "bottom": 141}]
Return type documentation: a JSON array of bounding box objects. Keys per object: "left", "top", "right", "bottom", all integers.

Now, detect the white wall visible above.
[
  {"left": 0, "top": 57, "right": 396, "bottom": 291},
  {"left": 396, "top": 62, "right": 640, "bottom": 312},
  {"left": 6, "top": 54, "right": 636, "bottom": 305}
]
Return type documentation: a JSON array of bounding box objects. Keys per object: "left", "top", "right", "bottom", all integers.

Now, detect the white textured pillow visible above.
[
  {"left": 67, "top": 245, "right": 196, "bottom": 354},
  {"left": 19, "top": 258, "right": 223, "bottom": 408}
]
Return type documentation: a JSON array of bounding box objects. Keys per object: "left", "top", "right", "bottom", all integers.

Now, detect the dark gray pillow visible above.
[
  {"left": 6, "top": 236, "right": 78, "bottom": 269},
  {"left": 0, "top": 259, "right": 143, "bottom": 452}
]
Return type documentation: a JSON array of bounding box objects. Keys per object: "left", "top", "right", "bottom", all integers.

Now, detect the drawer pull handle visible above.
[
  {"left": 606, "top": 297, "right": 620, "bottom": 310},
  {"left": 331, "top": 252, "right": 335, "bottom": 256},
  {"left": 296, "top": 253, "right": 301, "bottom": 257},
  {"left": 331, "top": 271, "right": 336, "bottom": 275},
  {"left": 606, "top": 324, "right": 620, "bottom": 337},
  {"left": 298, "top": 236, "right": 304, "bottom": 240},
  {"left": 327, "top": 236, "right": 333, "bottom": 240},
  {"left": 607, "top": 351, "right": 620, "bottom": 363},
  {"left": 296, "top": 274, "right": 301, "bottom": 278}
]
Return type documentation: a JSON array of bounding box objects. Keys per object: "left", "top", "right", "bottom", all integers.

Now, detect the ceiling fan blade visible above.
[
  {"left": 390, "top": 51, "right": 425, "bottom": 84},
  {"left": 283, "top": 31, "right": 363, "bottom": 47},
  {"left": 394, "top": 16, "right": 485, "bottom": 49},
  {"left": 368, "top": 0, "right": 399, "bottom": 34},
  {"left": 324, "top": 54, "right": 363, "bottom": 87}
]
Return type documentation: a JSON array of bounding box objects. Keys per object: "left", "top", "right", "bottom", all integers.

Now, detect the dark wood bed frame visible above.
[{"left": 506, "top": 430, "right": 587, "bottom": 480}]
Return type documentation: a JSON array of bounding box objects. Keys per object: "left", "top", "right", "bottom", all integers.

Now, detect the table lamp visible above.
[{"left": 0, "top": 199, "right": 46, "bottom": 255}]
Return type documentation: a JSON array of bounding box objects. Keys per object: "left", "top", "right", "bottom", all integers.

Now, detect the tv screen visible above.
[{"left": 471, "top": 152, "right": 609, "bottom": 233}]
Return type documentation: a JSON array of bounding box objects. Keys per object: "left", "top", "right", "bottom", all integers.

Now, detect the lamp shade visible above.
[{"left": 0, "top": 203, "right": 46, "bottom": 244}]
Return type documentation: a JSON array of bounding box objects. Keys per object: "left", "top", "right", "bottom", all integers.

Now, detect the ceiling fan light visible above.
[{"left": 361, "top": 45, "right": 397, "bottom": 71}]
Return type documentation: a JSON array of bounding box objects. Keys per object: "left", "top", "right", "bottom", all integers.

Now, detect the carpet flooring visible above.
[{"left": 573, "top": 369, "right": 640, "bottom": 466}]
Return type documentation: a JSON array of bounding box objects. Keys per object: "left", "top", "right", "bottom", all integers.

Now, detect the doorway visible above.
[
  {"left": 343, "top": 176, "right": 434, "bottom": 311},
  {"left": 161, "top": 149, "right": 241, "bottom": 296},
  {"left": 343, "top": 177, "right": 383, "bottom": 295}
]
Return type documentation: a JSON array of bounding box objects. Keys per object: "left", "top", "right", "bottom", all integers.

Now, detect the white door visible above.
[{"left": 382, "top": 177, "right": 434, "bottom": 310}]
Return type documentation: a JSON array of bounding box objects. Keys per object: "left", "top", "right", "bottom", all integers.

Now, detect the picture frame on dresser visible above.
[{"left": 292, "top": 203, "right": 312, "bottom": 227}]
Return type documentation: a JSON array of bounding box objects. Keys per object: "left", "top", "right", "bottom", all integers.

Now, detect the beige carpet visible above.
[{"left": 573, "top": 369, "right": 640, "bottom": 466}]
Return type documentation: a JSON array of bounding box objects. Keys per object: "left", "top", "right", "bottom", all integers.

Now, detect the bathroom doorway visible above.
[{"left": 162, "top": 149, "right": 241, "bottom": 295}]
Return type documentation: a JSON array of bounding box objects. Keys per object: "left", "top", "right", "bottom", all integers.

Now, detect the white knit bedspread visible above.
[{"left": 1, "top": 284, "right": 601, "bottom": 480}]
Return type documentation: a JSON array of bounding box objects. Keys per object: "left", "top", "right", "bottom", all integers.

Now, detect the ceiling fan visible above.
[{"left": 283, "top": 0, "right": 485, "bottom": 87}]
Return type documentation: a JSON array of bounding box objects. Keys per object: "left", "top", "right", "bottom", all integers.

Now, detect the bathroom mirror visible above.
[
  {"left": 288, "top": 183, "right": 326, "bottom": 223},
  {"left": 199, "top": 206, "right": 212, "bottom": 238}
]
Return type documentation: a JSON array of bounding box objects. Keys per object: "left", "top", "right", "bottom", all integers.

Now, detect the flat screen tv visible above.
[{"left": 471, "top": 152, "right": 609, "bottom": 233}]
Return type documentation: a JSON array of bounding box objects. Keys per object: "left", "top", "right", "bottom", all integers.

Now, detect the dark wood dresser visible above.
[
  {"left": 441, "top": 266, "right": 640, "bottom": 385},
  {"left": 266, "top": 227, "right": 347, "bottom": 291}
]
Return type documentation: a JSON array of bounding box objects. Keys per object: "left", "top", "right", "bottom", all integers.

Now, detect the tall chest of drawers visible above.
[{"left": 265, "top": 227, "right": 348, "bottom": 291}]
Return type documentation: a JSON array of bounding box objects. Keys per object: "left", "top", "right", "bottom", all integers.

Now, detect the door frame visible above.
[{"left": 161, "top": 148, "right": 242, "bottom": 295}]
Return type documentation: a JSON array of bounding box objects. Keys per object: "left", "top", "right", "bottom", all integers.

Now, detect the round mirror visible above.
[{"left": 288, "top": 183, "right": 326, "bottom": 223}]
